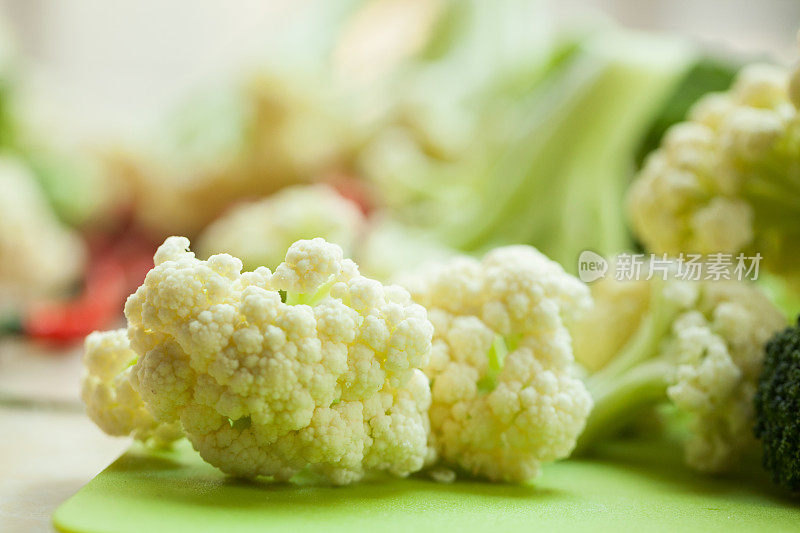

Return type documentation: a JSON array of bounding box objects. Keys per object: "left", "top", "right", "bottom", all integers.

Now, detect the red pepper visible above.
[
  {"left": 21, "top": 231, "right": 157, "bottom": 345},
  {"left": 23, "top": 256, "right": 127, "bottom": 343}
]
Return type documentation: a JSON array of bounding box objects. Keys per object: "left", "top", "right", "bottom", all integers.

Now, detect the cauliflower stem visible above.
[
  {"left": 576, "top": 279, "right": 685, "bottom": 452},
  {"left": 579, "top": 361, "right": 673, "bottom": 453}
]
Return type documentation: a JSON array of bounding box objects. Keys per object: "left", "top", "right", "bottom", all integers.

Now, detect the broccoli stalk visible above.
[{"left": 754, "top": 318, "right": 800, "bottom": 492}]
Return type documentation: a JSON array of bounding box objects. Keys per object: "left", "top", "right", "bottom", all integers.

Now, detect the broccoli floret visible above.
[{"left": 754, "top": 318, "right": 800, "bottom": 492}]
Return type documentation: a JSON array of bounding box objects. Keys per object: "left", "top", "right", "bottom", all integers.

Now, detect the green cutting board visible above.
[{"left": 53, "top": 438, "right": 800, "bottom": 533}]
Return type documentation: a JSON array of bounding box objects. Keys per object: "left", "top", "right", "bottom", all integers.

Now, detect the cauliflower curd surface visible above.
[
  {"left": 84, "top": 236, "right": 434, "bottom": 485},
  {"left": 402, "top": 246, "right": 593, "bottom": 481}
]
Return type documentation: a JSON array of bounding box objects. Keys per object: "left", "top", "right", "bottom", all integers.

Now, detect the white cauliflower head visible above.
[
  {"left": 107, "top": 236, "right": 433, "bottom": 484},
  {"left": 401, "top": 245, "right": 593, "bottom": 482},
  {"left": 197, "top": 184, "right": 365, "bottom": 271}
]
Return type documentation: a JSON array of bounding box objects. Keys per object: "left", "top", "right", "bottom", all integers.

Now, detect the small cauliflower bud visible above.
[
  {"left": 81, "top": 329, "right": 182, "bottom": 447},
  {"left": 119, "top": 236, "right": 433, "bottom": 484},
  {"left": 197, "top": 184, "right": 366, "bottom": 271},
  {"left": 627, "top": 54, "right": 800, "bottom": 290},
  {"left": 575, "top": 275, "right": 786, "bottom": 473},
  {"left": 404, "top": 246, "right": 592, "bottom": 482}
]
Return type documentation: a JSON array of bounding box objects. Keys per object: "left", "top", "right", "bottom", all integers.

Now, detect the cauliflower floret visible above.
[
  {"left": 81, "top": 329, "right": 182, "bottom": 447},
  {"left": 575, "top": 274, "right": 786, "bottom": 473},
  {"left": 88, "top": 236, "right": 433, "bottom": 484},
  {"left": 197, "top": 184, "right": 366, "bottom": 271},
  {"left": 667, "top": 281, "right": 787, "bottom": 471},
  {"left": 627, "top": 58, "right": 800, "bottom": 289},
  {"left": 402, "top": 246, "right": 592, "bottom": 481},
  {"left": 0, "top": 157, "right": 85, "bottom": 306}
]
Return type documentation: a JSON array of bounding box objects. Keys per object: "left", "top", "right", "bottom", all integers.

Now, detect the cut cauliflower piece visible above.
[
  {"left": 574, "top": 274, "right": 786, "bottom": 472},
  {"left": 197, "top": 184, "right": 365, "bottom": 271},
  {"left": 81, "top": 329, "right": 182, "bottom": 447},
  {"left": 401, "top": 246, "right": 593, "bottom": 482},
  {"left": 0, "top": 157, "right": 85, "bottom": 306},
  {"left": 86, "top": 236, "right": 433, "bottom": 485}
]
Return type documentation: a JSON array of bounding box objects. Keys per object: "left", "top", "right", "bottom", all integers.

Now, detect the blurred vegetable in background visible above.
[
  {"left": 0, "top": 157, "right": 85, "bottom": 308},
  {"left": 94, "top": 0, "right": 372, "bottom": 238},
  {"left": 353, "top": 1, "right": 739, "bottom": 271},
  {"left": 355, "top": 217, "right": 455, "bottom": 281},
  {"left": 628, "top": 51, "right": 800, "bottom": 314},
  {"left": 0, "top": 0, "right": 790, "bottom": 360},
  {"left": 108, "top": 74, "right": 356, "bottom": 237},
  {"left": 197, "top": 183, "right": 367, "bottom": 270}
]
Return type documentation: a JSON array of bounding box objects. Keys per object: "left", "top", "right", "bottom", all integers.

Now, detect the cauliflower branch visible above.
[
  {"left": 86, "top": 236, "right": 434, "bottom": 485},
  {"left": 574, "top": 274, "right": 785, "bottom": 472},
  {"left": 402, "top": 246, "right": 593, "bottom": 482}
]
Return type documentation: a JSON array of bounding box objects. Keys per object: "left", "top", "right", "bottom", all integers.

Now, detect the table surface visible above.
[{"left": 0, "top": 339, "right": 128, "bottom": 533}]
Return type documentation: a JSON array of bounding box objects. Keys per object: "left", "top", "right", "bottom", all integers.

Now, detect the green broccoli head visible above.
[{"left": 754, "top": 318, "right": 800, "bottom": 492}]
